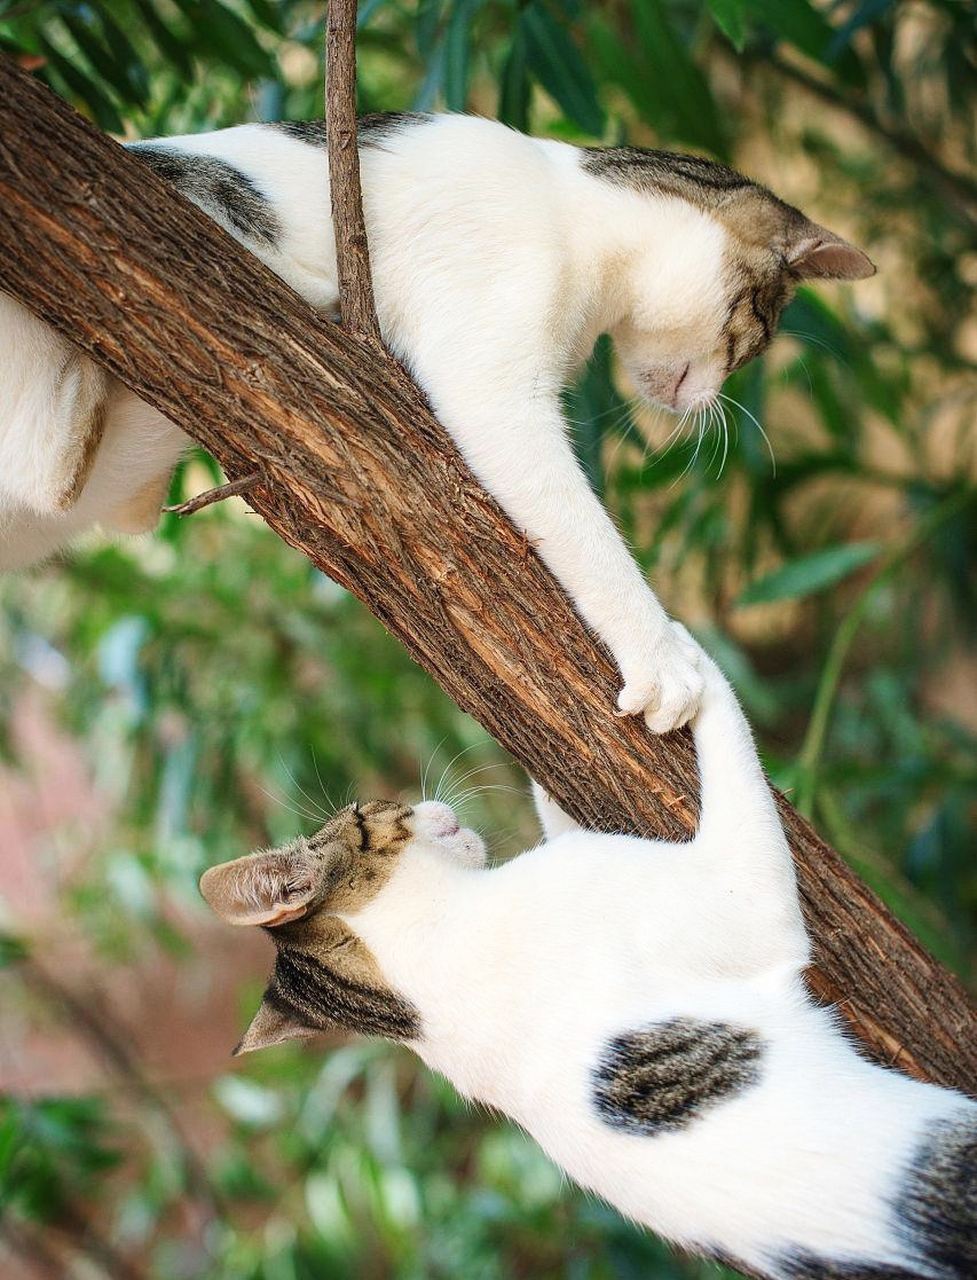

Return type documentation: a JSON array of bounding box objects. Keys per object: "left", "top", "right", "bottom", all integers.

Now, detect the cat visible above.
[
  {"left": 200, "top": 625, "right": 976, "bottom": 1280},
  {"left": 0, "top": 112, "right": 875, "bottom": 732}
]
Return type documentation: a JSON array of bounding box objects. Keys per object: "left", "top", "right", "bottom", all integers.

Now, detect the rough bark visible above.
[{"left": 0, "top": 56, "right": 973, "bottom": 1095}]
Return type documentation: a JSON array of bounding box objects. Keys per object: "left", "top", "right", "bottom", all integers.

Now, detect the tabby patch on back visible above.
[{"left": 592, "top": 1018, "right": 764, "bottom": 1135}]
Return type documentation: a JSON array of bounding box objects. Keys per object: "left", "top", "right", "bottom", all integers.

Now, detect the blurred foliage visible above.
[{"left": 1, "top": 1, "right": 975, "bottom": 1277}]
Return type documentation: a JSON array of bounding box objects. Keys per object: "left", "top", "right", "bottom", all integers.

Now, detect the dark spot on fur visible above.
[
  {"left": 128, "top": 144, "right": 280, "bottom": 245},
  {"left": 592, "top": 1018, "right": 762, "bottom": 1136},
  {"left": 897, "top": 1111, "right": 977, "bottom": 1276},
  {"left": 775, "top": 1109, "right": 977, "bottom": 1280},
  {"left": 775, "top": 1256, "right": 921, "bottom": 1279},
  {"left": 272, "top": 112, "right": 431, "bottom": 150}
]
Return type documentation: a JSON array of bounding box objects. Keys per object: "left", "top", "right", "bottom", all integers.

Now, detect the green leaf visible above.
[
  {"left": 708, "top": 0, "right": 747, "bottom": 51},
  {"left": 629, "top": 0, "right": 728, "bottom": 156},
  {"left": 169, "top": 0, "right": 275, "bottom": 80},
  {"left": 415, "top": 0, "right": 443, "bottom": 57},
  {"left": 130, "top": 0, "right": 194, "bottom": 80},
  {"left": 244, "top": 0, "right": 284, "bottom": 32},
  {"left": 58, "top": 15, "right": 132, "bottom": 106},
  {"left": 0, "top": 931, "right": 28, "bottom": 967},
  {"left": 97, "top": 9, "right": 151, "bottom": 107},
  {"left": 522, "top": 2, "right": 604, "bottom": 137},
  {"left": 36, "top": 33, "right": 124, "bottom": 132},
  {"left": 442, "top": 0, "right": 483, "bottom": 111},
  {"left": 738, "top": 542, "right": 881, "bottom": 605},
  {"left": 498, "top": 21, "right": 531, "bottom": 130},
  {"left": 746, "top": 0, "right": 864, "bottom": 85}
]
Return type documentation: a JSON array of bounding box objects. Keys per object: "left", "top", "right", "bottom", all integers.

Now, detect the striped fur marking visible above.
[
  {"left": 129, "top": 145, "right": 280, "bottom": 245},
  {"left": 592, "top": 1018, "right": 762, "bottom": 1136},
  {"left": 581, "top": 147, "right": 757, "bottom": 202},
  {"left": 267, "top": 933, "right": 420, "bottom": 1041},
  {"left": 897, "top": 1110, "right": 976, "bottom": 1278},
  {"left": 272, "top": 112, "right": 431, "bottom": 149}
]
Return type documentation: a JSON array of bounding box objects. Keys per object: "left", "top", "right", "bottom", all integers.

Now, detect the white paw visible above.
[{"left": 616, "top": 625, "right": 704, "bottom": 734}]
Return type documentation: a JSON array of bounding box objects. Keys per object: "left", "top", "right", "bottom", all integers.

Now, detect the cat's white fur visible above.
[
  {"left": 330, "top": 633, "right": 973, "bottom": 1277},
  {"left": 0, "top": 115, "right": 789, "bottom": 730}
]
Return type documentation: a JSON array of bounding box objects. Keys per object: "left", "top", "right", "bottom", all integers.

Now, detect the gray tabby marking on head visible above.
[
  {"left": 264, "top": 921, "right": 421, "bottom": 1042},
  {"left": 592, "top": 1018, "right": 762, "bottom": 1135},
  {"left": 581, "top": 146, "right": 761, "bottom": 206},
  {"left": 272, "top": 112, "right": 432, "bottom": 150},
  {"left": 775, "top": 1111, "right": 976, "bottom": 1280},
  {"left": 129, "top": 144, "right": 280, "bottom": 246}
]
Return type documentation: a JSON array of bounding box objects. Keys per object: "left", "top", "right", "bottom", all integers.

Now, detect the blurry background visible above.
[{"left": 0, "top": 1, "right": 974, "bottom": 1276}]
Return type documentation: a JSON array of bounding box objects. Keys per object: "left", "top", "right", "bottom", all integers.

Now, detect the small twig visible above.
[
  {"left": 325, "top": 0, "right": 383, "bottom": 344},
  {"left": 163, "top": 470, "right": 260, "bottom": 516}
]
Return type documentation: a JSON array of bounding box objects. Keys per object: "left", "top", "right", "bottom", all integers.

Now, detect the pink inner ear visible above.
[
  {"left": 199, "top": 855, "right": 316, "bottom": 928},
  {"left": 788, "top": 237, "right": 876, "bottom": 282}
]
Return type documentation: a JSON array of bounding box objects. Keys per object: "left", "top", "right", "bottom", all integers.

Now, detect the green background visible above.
[{"left": 0, "top": 1, "right": 974, "bottom": 1277}]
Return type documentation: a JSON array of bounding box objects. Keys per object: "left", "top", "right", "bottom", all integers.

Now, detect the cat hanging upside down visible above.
[
  {"left": 1, "top": 113, "right": 874, "bottom": 731},
  {"left": 201, "top": 627, "right": 975, "bottom": 1280}
]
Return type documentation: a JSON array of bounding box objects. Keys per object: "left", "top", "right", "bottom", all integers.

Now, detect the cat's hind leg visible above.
[{"left": 0, "top": 293, "right": 110, "bottom": 516}]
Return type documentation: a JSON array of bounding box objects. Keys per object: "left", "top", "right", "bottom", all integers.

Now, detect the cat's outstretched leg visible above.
[
  {"left": 426, "top": 377, "right": 703, "bottom": 734},
  {"left": 682, "top": 624, "right": 784, "bottom": 848},
  {"left": 680, "top": 624, "right": 809, "bottom": 966}
]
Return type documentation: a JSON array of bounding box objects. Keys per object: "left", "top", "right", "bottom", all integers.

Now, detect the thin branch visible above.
[
  {"left": 163, "top": 470, "right": 261, "bottom": 516},
  {"left": 325, "top": 0, "right": 382, "bottom": 343}
]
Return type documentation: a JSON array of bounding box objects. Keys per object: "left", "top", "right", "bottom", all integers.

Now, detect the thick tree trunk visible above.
[{"left": 0, "top": 57, "right": 973, "bottom": 1095}]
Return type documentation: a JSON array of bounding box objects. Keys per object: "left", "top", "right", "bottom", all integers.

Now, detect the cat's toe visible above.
[{"left": 617, "top": 636, "right": 704, "bottom": 734}]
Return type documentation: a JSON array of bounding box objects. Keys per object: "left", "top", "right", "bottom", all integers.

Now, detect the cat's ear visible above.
[
  {"left": 200, "top": 849, "right": 318, "bottom": 928},
  {"left": 785, "top": 224, "right": 875, "bottom": 281},
  {"left": 233, "top": 998, "right": 319, "bottom": 1055}
]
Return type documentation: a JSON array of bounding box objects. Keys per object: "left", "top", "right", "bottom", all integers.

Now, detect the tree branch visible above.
[
  {"left": 163, "top": 470, "right": 262, "bottom": 516},
  {"left": 0, "top": 57, "right": 973, "bottom": 1096},
  {"left": 326, "top": 0, "right": 382, "bottom": 342}
]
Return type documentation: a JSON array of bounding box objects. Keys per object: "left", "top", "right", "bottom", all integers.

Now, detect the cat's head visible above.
[
  {"left": 201, "top": 799, "right": 484, "bottom": 930},
  {"left": 200, "top": 800, "right": 482, "bottom": 1051},
  {"left": 582, "top": 147, "right": 875, "bottom": 414}
]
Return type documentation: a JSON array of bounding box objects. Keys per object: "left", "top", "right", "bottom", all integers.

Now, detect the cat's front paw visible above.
[{"left": 616, "top": 627, "right": 704, "bottom": 734}]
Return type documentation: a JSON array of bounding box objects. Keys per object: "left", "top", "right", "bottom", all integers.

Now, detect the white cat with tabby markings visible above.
[
  {"left": 201, "top": 628, "right": 975, "bottom": 1280},
  {"left": 1, "top": 113, "right": 874, "bottom": 731}
]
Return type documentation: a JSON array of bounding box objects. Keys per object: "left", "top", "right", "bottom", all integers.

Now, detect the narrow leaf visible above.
[
  {"left": 498, "top": 21, "right": 531, "bottom": 131},
  {"left": 708, "top": 0, "right": 747, "bottom": 51},
  {"left": 442, "top": 0, "right": 483, "bottom": 112},
  {"left": 522, "top": 2, "right": 604, "bottom": 136},
  {"left": 738, "top": 542, "right": 881, "bottom": 605}
]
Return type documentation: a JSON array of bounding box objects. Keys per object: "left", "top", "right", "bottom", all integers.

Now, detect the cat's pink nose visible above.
[{"left": 416, "top": 801, "right": 459, "bottom": 836}]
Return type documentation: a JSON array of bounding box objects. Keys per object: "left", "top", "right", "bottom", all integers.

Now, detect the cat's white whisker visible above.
[
  {"left": 277, "top": 753, "right": 331, "bottom": 822},
  {"left": 719, "top": 392, "right": 776, "bottom": 476}
]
